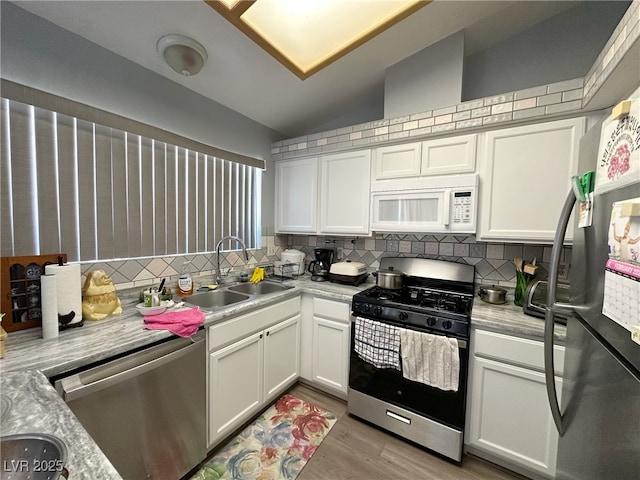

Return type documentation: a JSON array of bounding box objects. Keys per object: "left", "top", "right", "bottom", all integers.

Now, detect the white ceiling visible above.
[{"left": 14, "top": 0, "right": 581, "bottom": 138}]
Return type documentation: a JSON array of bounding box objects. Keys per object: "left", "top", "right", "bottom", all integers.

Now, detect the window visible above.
[{"left": 1, "top": 98, "right": 261, "bottom": 262}]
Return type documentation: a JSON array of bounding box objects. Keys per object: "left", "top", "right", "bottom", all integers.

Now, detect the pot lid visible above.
[
  {"left": 479, "top": 285, "right": 507, "bottom": 293},
  {"left": 377, "top": 266, "right": 405, "bottom": 276}
]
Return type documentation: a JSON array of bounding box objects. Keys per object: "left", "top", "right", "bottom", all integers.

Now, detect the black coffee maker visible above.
[{"left": 307, "top": 248, "right": 334, "bottom": 282}]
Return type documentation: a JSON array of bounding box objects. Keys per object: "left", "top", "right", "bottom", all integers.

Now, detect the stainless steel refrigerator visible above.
[{"left": 544, "top": 100, "right": 640, "bottom": 479}]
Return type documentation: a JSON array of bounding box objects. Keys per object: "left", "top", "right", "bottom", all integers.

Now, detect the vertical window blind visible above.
[{"left": 0, "top": 98, "right": 261, "bottom": 262}]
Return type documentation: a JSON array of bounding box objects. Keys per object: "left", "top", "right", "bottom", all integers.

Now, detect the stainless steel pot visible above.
[
  {"left": 373, "top": 266, "right": 405, "bottom": 290},
  {"left": 478, "top": 285, "right": 507, "bottom": 304}
]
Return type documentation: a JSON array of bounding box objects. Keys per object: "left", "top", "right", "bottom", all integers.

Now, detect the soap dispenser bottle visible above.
[{"left": 178, "top": 261, "right": 193, "bottom": 297}]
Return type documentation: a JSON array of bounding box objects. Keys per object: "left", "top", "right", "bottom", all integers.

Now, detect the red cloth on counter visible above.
[{"left": 143, "top": 307, "right": 204, "bottom": 337}]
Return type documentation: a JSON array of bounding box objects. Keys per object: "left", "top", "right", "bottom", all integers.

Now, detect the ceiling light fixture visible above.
[
  {"left": 205, "top": 0, "right": 429, "bottom": 80},
  {"left": 157, "top": 34, "right": 208, "bottom": 77}
]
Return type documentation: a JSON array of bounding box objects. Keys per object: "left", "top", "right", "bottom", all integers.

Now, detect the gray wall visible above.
[
  {"left": 384, "top": 30, "right": 464, "bottom": 118},
  {"left": 308, "top": 1, "right": 629, "bottom": 134},
  {"left": 0, "top": 1, "right": 281, "bottom": 230},
  {"left": 462, "top": 0, "right": 631, "bottom": 100}
]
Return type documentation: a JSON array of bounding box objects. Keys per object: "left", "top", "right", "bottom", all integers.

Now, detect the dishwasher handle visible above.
[{"left": 57, "top": 333, "right": 205, "bottom": 402}]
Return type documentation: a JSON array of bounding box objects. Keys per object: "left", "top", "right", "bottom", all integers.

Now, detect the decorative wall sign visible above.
[{"left": 595, "top": 98, "right": 640, "bottom": 194}]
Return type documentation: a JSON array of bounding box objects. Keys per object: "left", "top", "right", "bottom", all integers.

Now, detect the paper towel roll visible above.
[
  {"left": 40, "top": 274, "right": 58, "bottom": 339},
  {"left": 45, "top": 263, "right": 83, "bottom": 325}
]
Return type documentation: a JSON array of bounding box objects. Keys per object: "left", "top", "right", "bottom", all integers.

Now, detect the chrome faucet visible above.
[{"left": 215, "top": 235, "right": 249, "bottom": 284}]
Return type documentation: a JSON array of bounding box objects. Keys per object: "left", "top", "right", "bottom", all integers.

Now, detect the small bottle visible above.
[{"left": 177, "top": 261, "right": 193, "bottom": 297}]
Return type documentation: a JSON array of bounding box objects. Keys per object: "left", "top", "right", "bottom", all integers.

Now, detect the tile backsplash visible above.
[
  {"left": 79, "top": 233, "right": 570, "bottom": 293},
  {"left": 276, "top": 234, "right": 571, "bottom": 288}
]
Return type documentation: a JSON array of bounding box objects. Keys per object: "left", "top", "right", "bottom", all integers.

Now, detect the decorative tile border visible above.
[
  {"left": 270, "top": 76, "right": 586, "bottom": 160},
  {"left": 583, "top": 1, "right": 639, "bottom": 105},
  {"left": 271, "top": 2, "right": 639, "bottom": 161}
]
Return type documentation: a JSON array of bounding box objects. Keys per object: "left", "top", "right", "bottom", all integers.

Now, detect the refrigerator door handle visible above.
[{"left": 544, "top": 189, "right": 577, "bottom": 436}]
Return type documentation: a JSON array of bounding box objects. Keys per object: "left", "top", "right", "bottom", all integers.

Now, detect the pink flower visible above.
[
  {"left": 292, "top": 412, "right": 330, "bottom": 442},
  {"left": 271, "top": 394, "right": 307, "bottom": 423},
  {"left": 607, "top": 144, "right": 632, "bottom": 179}
]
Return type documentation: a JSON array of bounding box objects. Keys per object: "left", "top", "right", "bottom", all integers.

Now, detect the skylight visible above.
[{"left": 206, "top": 0, "right": 428, "bottom": 79}]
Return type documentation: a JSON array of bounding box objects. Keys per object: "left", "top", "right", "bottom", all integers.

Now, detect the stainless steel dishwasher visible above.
[{"left": 53, "top": 331, "right": 206, "bottom": 480}]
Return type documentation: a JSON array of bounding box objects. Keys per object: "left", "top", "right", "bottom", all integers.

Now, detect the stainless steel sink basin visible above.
[
  {"left": 1, "top": 433, "right": 68, "bottom": 479},
  {"left": 228, "top": 281, "right": 293, "bottom": 296},
  {"left": 183, "top": 289, "right": 251, "bottom": 311}
]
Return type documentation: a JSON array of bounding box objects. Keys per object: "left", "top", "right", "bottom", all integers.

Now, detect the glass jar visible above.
[{"left": 514, "top": 271, "right": 530, "bottom": 306}]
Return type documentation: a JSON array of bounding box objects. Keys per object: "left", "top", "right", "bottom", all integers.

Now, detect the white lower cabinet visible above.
[
  {"left": 312, "top": 316, "right": 350, "bottom": 395},
  {"left": 207, "top": 297, "right": 300, "bottom": 448},
  {"left": 465, "top": 328, "right": 565, "bottom": 479},
  {"left": 300, "top": 295, "right": 351, "bottom": 399}
]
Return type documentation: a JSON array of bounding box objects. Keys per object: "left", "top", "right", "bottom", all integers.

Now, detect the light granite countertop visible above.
[
  {"left": 1, "top": 370, "right": 122, "bottom": 479},
  {"left": 0, "top": 275, "right": 565, "bottom": 479},
  {"left": 472, "top": 298, "right": 567, "bottom": 344}
]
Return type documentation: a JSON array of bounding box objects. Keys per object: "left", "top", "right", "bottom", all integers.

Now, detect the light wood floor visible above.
[{"left": 290, "top": 383, "right": 527, "bottom": 480}]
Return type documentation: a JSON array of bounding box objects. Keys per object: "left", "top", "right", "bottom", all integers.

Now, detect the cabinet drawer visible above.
[
  {"left": 473, "top": 329, "right": 564, "bottom": 375},
  {"left": 313, "top": 297, "right": 350, "bottom": 323},
  {"left": 208, "top": 297, "right": 301, "bottom": 351}
]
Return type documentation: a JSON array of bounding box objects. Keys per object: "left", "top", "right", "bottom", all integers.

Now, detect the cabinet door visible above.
[
  {"left": 311, "top": 317, "right": 350, "bottom": 395},
  {"left": 275, "top": 157, "right": 318, "bottom": 233},
  {"left": 467, "top": 356, "right": 562, "bottom": 478},
  {"left": 373, "top": 143, "right": 422, "bottom": 180},
  {"left": 208, "top": 332, "right": 263, "bottom": 446},
  {"left": 478, "top": 117, "right": 585, "bottom": 243},
  {"left": 319, "top": 150, "right": 371, "bottom": 235},
  {"left": 263, "top": 315, "right": 300, "bottom": 400},
  {"left": 421, "top": 134, "right": 477, "bottom": 175}
]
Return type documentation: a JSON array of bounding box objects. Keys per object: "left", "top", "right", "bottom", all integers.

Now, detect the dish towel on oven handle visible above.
[
  {"left": 399, "top": 329, "right": 459, "bottom": 392},
  {"left": 354, "top": 317, "right": 401, "bottom": 370}
]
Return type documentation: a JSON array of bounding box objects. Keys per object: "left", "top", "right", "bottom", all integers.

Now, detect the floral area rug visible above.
[{"left": 192, "top": 394, "right": 337, "bottom": 480}]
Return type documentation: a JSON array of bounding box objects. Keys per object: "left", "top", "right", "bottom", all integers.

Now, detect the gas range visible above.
[{"left": 352, "top": 258, "right": 475, "bottom": 339}]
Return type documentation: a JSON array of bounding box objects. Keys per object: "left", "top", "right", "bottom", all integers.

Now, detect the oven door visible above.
[{"left": 348, "top": 317, "right": 469, "bottom": 431}]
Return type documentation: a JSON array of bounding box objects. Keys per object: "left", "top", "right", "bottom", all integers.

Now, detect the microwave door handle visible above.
[{"left": 443, "top": 189, "right": 451, "bottom": 226}]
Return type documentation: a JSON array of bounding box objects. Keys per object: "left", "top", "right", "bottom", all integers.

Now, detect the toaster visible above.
[{"left": 523, "top": 280, "right": 571, "bottom": 324}]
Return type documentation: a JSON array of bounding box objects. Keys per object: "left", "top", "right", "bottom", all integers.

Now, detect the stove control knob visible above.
[
  {"left": 363, "top": 304, "right": 371, "bottom": 312},
  {"left": 373, "top": 306, "right": 383, "bottom": 316},
  {"left": 442, "top": 320, "right": 452, "bottom": 330},
  {"left": 398, "top": 312, "right": 408, "bottom": 321},
  {"left": 426, "top": 317, "right": 436, "bottom": 327}
]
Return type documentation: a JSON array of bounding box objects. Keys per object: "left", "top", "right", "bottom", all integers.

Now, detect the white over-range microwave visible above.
[{"left": 370, "top": 173, "right": 478, "bottom": 234}]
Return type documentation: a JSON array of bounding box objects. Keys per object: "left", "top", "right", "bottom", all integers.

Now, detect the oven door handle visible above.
[{"left": 351, "top": 317, "right": 467, "bottom": 349}]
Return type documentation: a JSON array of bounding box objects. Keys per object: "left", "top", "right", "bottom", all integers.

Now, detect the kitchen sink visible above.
[
  {"left": 183, "top": 289, "right": 251, "bottom": 311},
  {"left": 1, "top": 433, "right": 68, "bottom": 480},
  {"left": 228, "top": 281, "right": 293, "bottom": 296}
]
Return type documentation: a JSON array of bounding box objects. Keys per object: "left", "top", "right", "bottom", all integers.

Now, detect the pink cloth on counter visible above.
[{"left": 144, "top": 307, "right": 205, "bottom": 337}]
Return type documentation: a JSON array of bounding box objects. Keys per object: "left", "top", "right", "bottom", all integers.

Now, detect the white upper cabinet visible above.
[
  {"left": 477, "top": 117, "right": 585, "bottom": 243},
  {"left": 421, "top": 134, "right": 477, "bottom": 175},
  {"left": 275, "top": 150, "right": 371, "bottom": 236},
  {"left": 275, "top": 157, "right": 318, "bottom": 233},
  {"left": 373, "top": 134, "right": 477, "bottom": 181},
  {"left": 373, "top": 143, "right": 422, "bottom": 180},
  {"left": 319, "top": 150, "right": 371, "bottom": 235}
]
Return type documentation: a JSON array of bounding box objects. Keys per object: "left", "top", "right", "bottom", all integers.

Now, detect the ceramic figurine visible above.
[{"left": 82, "top": 270, "right": 122, "bottom": 320}]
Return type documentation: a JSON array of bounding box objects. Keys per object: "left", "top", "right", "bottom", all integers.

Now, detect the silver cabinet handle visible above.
[{"left": 59, "top": 334, "right": 204, "bottom": 402}]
